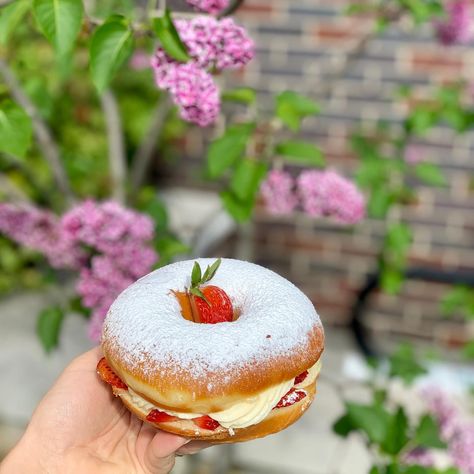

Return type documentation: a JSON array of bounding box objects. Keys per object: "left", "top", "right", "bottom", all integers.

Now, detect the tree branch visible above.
[
  {"left": 0, "top": 59, "right": 74, "bottom": 204},
  {"left": 219, "top": 0, "right": 245, "bottom": 18},
  {"left": 129, "top": 97, "right": 171, "bottom": 199},
  {"left": 100, "top": 90, "right": 127, "bottom": 204}
]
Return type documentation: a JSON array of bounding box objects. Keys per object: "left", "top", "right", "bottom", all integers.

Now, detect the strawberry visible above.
[
  {"left": 193, "top": 415, "right": 221, "bottom": 431},
  {"left": 187, "top": 259, "right": 233, "bottom": 324},
  {"left": 294, "top": 370, "right": 308, "bottom": 385},
  {"left": 97, "top": 357, "right": 128, "bottom": 390},
  {"left": 275, "top": 388, "right": 307, "bottom": 409},
  {"left": 146, "top": 409, "right": 178, "bottom": 423},
  {"left": 192, "top": 285, "right": 233, "bottom": 324}
]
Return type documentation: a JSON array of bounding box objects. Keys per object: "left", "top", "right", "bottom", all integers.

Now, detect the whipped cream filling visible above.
[{"left": 128, "top": 359, "right": 322, "bottom": 430}]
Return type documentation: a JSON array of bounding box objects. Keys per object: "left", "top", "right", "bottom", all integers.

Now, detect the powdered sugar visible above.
[{"left": 103, "top": 258, "right": 321, "bottom": 380}]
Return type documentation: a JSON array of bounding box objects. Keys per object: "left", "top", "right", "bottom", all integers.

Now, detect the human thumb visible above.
[{"left": 143, "top": 431, "right": 190, "bottom": 474}]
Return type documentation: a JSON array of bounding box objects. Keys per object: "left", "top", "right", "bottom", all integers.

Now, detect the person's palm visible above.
[{"left": 2, "top": 348, "right": 207, "bottom": 474}]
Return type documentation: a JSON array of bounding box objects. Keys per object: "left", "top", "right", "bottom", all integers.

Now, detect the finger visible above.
[
  {"left": 176, "top": 440, "right": 214, "bottom": 455},
  {"left": 144, "top": 431, "right": 190, "bottom": 473}
]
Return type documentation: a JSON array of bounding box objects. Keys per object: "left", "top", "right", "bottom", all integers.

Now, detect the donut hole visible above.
[{"left": 173, "top": 290, "right": 241, "bottom": 323}]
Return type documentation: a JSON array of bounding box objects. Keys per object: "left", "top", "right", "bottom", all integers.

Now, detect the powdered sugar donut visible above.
[{"left": 99, "top": 258, "right": 324, "bottom": 443}]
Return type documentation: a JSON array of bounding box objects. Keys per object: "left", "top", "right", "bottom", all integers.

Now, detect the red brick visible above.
[
  {"left": 314, "top": 24, "right": 363, "bottom": 43},
  {"left": 409, "top": 51, "right": 464, "bottom": 74},
  {"left": 237, "top": 2, "right": 275, "bottom": 16}
]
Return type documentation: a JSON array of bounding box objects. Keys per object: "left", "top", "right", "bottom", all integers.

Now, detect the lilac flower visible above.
[
  {"left": 151, "top": 16, "right": 254, "bottom": 126},
  {"left": 435, "top": 0, "right": 473, "bottom": 46},
  {"left": 404, "top": 447, "right": 435, "bottom": 467},
  {"left": 404, "top": 144, "right": 425, "bottom": 165},
  {"left": 0, "top": 200, "right": 158, "bottom": 343},
  {"left": 168, "top": 63, "right": 220, "bottom": 127},
  {"left": 425, "top": 389, "right": 474, "bottom": 474},
  {"left": 0, "top": 203, "right": 81, "bottom": 268},
  {"left": 61, "top": 200, "right": 158, "bottom": 341},
  {"left": 186, "top": 0, "right": 229, "bottom": 14},
  {"left": 297, "top": 170, "right": 366, "bottom": 224},
  {"left": 129, "top": 50, "right": 150, "bottom": 70},
  {"left": 260, "top": 169, "right": 298, "bottom": 215}
]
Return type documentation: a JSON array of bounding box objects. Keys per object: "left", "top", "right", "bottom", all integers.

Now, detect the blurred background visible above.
[{"left": 0, "top": 0, "right": 473, "bottom": 473}]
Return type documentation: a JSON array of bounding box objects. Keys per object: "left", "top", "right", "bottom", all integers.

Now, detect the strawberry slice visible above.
[
  {"left": 275, "top": 388, "right": 307, "bottom": 409},
  {"left": 97, "top": 357, "right": 128, "bottom": 390},
  {"left": 193, "top": 415, "right": 220, "bottom": 431},
  {"left": 294, "top": 370, "right": 308, "bottom": 385},
  {"left": 146, "top": 409, "right": 178, "bottom": 423}
]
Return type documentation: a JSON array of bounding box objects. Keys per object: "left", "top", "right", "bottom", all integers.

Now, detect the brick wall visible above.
[{"left": 162, "top": 0, "right": 474, "bottom": 346}]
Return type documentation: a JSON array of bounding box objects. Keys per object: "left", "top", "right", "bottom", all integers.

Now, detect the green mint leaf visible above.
[{"left": 191, "top": 261, "right": 202, "bottom": 287}]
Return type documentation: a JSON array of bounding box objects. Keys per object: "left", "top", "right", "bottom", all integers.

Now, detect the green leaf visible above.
[
  {"left": 406, "top": 108, "right": 438, "bottom": 135},
  {"left": 369, "top": 467, "right": 383, "bottom": 474},
  {"left": 143, "top": 198, "right": 168, "bottom": 233},
  {"left": 37, "top": 306, "right": 64, "bottom": 352},
  {"left": 222, "top": 87, "right": 256, "bottom": 104},
  {"left": 381, "top": 407, "right": 409, "bottom": 455},
  {"left": 33, "top": 0, "right": 83, "bottom": 57},
  {"left": 441, "top": 285, "right": 473, "bottom": 317},
  {"left": 275, "top": 140, "right": 325, "bottom": 167},
  {"left": 415, "top": 414, "right": 446, "bottom": 449},
  {"left": 0, "top": 0, "right": 30, "bottom": 45},
  {"left": 414, "top": 162, "right": 446, "bottom": 187},
  {"left": 381, "top": 267, "right": 404, "bottom": 294},
  {"left": 276, "top": 91, "right": 319, "bottom": 131},
  {"left": 386, "top": 223, "right": 412, "bottom": 255},
  {"left": 345, "top": 402, "right": 391, "bottom": 444},
  {"left": 191, "top": 261, "right": 202, "bottom": 287},
  {"left": 206, "top": 123, "right": 255, "bottom": 178},
  {"left": 368, "top": 186, "right": 393, "bottom": 218},
  {"left": 0, "top": 101, "right": 33, "bottom": 158},
  {"left": 190, "top": 286, "right": 208, "bottom": 304},
  {"left": 202, "top": 258, "right": 221, "bottom": 283},
  {"left": 389, "top": 343, "right": 427, "bottom": 385},
  {"left": 463, "top": 340, "right": 474, "bottom": 359},
  {"left": 230, "top": 158, "right": 268, "bottom": 203},
  {"left": 220, "top": 190, "right": 254, "bottom": 222},
  {"left": 152, "top": 9, "right": 189, "bottom": 62},
  {"left": 333, "top": 414, "right": 354, "bottom": 437},
  {"left": 154, "top": 235, "right": 189, "bottom": 262},
  {"left": 90, "top": 17, "right": 134, "bottom": 93}
]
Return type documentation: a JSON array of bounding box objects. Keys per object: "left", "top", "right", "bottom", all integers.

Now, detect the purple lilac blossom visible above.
[
  {"left": 404, "top": 144, "right": 425, "bottom": 165},
  {"left": 0, "top": 201, "right": 158, "bottom": 342},
  {"left": 0, "top": 203, "right": 81, "bottom": 268},
  {"left": 404, "top": 447, "right": 435, "bottom": 467},
  {"left": 151, "top": 16, "right": 254, "bottom": 126},
  {"left": 425, "top": 389, "right": 474, "bottom": 474},
  {"left": 297, "top": 169, "right": 366, "bottom": 224},
  {"left": 186, "top": 0, "right": 229, "bottom": 14},
  {"left": 435, "top": 0, "right": 473, "bottom": 46},
  {"left": 260, "top": 169, "right": 298, "bottom": 215}
]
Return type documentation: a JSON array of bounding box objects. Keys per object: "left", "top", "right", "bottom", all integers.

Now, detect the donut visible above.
[{"left": 98, "top": 258, "right": 324, "bottom": 443}]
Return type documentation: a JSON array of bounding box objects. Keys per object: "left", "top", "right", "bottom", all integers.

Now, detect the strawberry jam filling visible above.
[{"left": 275, "top": 388, "right": 307, "bottom": 409}]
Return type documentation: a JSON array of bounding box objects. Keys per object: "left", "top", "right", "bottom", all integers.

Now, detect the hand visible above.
[{"left": 1, "top": 348, "right": 210, "bottom": 474}]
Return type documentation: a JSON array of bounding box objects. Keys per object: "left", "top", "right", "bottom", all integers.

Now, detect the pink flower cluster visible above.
[
  {"left": 186, "top": 0, "right": 229, "bottom": 14},
  {"left": 0, "top": 204, "right": 81, "bottom": 268},
  {"left": 152, "top": 16, "right": 255, "bottom": 126},
  {"left": 260, "top": 169, "right": 366, "bottom": 225},
  {"left": 435, "top": 0, "right": 473, "bottom": 46},
  {"left": 0, "top": 201, "right": 158, "bottom": 342},
  {"left": 425, "top": 390, "right": 474, "bottom": 474}
]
